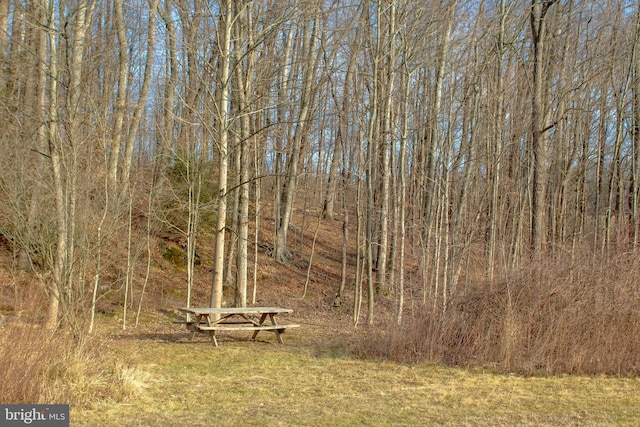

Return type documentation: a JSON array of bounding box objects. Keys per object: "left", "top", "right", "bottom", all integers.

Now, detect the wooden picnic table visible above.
[{"left": 178, "top": 307, "right": 299, "bottom": 346}]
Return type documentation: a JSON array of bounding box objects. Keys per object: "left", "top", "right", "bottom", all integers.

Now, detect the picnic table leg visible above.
[
  {"left": 189, "top": 314, "right": 203, "bottom": 340},
  {"left": 202, "top": 314, "right": 218, "bottom": 346},
  {"left": 251, "top": 313, "right": 268, "bottom": 340},
  {"left": 268, "top": 313, "right": 285, "bottom": 344}
]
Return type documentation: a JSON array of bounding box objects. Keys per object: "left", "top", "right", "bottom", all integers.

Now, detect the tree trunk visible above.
[
  {"left": 272, "top": 26, "right": 294, "bottom": 261},
  {"left": 397, "top": 64, "right": 410, "bottom": 324},
  {"left": 375, "top": 0, "right": 396, "bottom": 295},
  {"left": 365, "top": 2, "right": 380, "bottom": 325},
  {"left": 233, "top": 0, "right": 255, "bottom": 308},
  {"left": 274, "top": 13, "right": 318, "bottom": 262},
  {"left": 45, "top": 0, "right": 95, "bottom": 331},
  {"left": 323, "top": 32, "right": 357, "bottom": 220},
  {"left": 488, "top": 0, "right": 507, "bottom": 280},
  {"left": 122, "top": 0, "right": 158, "bottom": 189},
  {"left": 108, "top": 0, "right": 128, "bottom": 191},
  {"left": 530, "top": 0, "right": 556, "bottom": 255},
  {"left": 211, "top": 0, "right": 233, "bottom": 309},
  {"left": 0, "top": 0, "right": 8, "bottom": 58},
  {"left": 632, "top": 8, "right": 640, "bottom": 247},
  {"left": 44, "top": 0, "right": 61, "bottom": 330}
]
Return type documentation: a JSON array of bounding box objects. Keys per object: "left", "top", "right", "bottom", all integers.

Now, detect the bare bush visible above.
[
  {"left": 355, "top": 249, "right": 640, "bottom": 376},
  {"left": 0, "top": 289, "right": 134, "bottom": 405}
]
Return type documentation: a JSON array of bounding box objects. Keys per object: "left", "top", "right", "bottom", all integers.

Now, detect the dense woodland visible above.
[{"left": 2, "top": 0, "right": 640, "bottom": 373}]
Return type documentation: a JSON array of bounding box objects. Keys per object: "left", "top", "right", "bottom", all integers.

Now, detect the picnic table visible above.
[{"left": 178, "top": 306, "right": 299, "bottom": 346}]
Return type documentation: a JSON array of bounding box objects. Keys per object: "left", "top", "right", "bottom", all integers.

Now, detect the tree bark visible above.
[
  {"left": 108, "top": 0, "right": 128, "bottom": 191},
  {"left": 233, "top": 0, "right": 255, "bottom": 308},
  {"left": 632, "top": 7, "right": 640, "bottom": 247},
  {"left": 211, "top": 0, "right": 233, "bottom": 309},
  {"left": 44, "top": 0, "right": 61, "bottom": 330},
  {"left": 530, "top": 0, "right": 556, "bottom": 255}
]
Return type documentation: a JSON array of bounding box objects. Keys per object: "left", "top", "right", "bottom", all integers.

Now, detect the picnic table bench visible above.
[{"left": 178, "top": 307, "right": 299, "bottom": 346}]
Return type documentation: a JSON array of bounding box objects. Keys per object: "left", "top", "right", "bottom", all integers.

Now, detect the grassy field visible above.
[{"left": 70, "top": 315, "right": 640, "bottom": 426}]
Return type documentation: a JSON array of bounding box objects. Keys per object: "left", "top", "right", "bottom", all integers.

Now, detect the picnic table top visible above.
[{"left": 178, "top": 306, "right": 293, "bottom": 315}]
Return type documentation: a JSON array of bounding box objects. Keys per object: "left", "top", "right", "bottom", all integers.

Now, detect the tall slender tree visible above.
[
  {"left": 211, "top": 0, "right": 234, "bottom": 309},
  {"left": 530, "top": 0, "right": 557, "bottom": 254}
]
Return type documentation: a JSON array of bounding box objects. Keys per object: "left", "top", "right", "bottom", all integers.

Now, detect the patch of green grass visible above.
[
  {"left": 161, "top": 245, "right": 185, "bottom": 270},
  {"left": 71, "top": 327, "right": 640, "bottom": 426}
]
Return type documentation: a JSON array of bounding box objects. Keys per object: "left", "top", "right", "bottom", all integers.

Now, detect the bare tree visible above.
[
  {"left": 273, "top": 6, "right": 320, "bottom": 262},
  {"left": 632, "top": 4, "right": 640, "bottom": 247},
  {"left": 529, "top": 0, "right": 557, "bottom": 254},
  {"left": 232, "top": 0, "right": 257, "bottom": 307},
  {"left": 211, "top": 0, "right": 233, "bottom": 309}
]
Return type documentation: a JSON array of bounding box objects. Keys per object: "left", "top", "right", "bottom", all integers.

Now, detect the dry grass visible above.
[
  {"left": 0, "top": 321, "right": 142, "bottom": 406},
  {"left": 68, "top": 315, "right": 640, "bottom": 426},
  {"left": 0, "top": 287, "right": 144, "bottom": 406},
  {"left": 356, "top": 248, "right": 640, "bottom": 376}
]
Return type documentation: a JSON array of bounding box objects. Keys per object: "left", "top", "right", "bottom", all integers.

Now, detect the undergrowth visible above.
[
  {"left": 356, "top": 249, "right": 640, "bottom": 376},
  {"left": 0, "top": 290, "right": 135, "bottom": 406}
]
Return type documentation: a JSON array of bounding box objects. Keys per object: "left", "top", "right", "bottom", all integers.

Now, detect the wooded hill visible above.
[{"left": 1, "top": 0, "right": 640, "bottom": 374}]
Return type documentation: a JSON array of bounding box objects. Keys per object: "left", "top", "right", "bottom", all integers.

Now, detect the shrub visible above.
[
  {"left": 355, "top": 250, "right": 640, "bottom": 376},
  {"left": 0, "top": 290, "right": 136, "bottom": 405}
]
